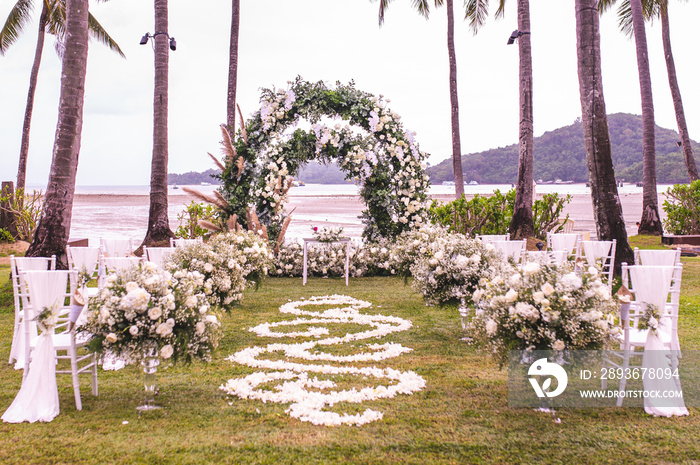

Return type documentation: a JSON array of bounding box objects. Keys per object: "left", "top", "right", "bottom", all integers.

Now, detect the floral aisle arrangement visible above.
[
  {"left": 220, "top": 295, "right": 425, "bottom": 426},
  {"left": 311, "top": 226, "right": 344, "bottom": 243},
  {"left": 389, "top": 224, "right": 450, "bottom": 278},
  {"left": 165, "top": 241, "right": 247, "bottom": 308},
  {"left": 410, "top": 231, "right": 502, "bottom": 307},
  {"left": 273, "top": 240, "right": 395, "bottom": 278},
  {"left": 208, "top": 231, "right": 274, "bottom": 288},
  {"left": 80, "top": 262, "right": 222, "bottom": 364},
  {"left": 467, "top": 261, "right": 619, "bottom": 366}
]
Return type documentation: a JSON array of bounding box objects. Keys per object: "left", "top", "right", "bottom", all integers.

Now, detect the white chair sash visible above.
[
  {"left": 629, "top": 266, "right": 688, "bottom": 417},
  {"left": 550, "top": 234, "right": 579, "bottom": 253},
  {"left": 69, "top": 247, "right": 100, "bottom": 273},
  {"left": 101, "top": 239, "right": 132, "bottom": 257},
  {"left": 2, "top": 272, "right": 67, "bottom": 423},
  {"left": 145, "top": 247, "right": 175, "bottom": 269},
  {"left": 492, "top": 240, "right": 524, "bottom": 262},
  {"left": 103, "top": 256, "right": 141, "bottom": 272},
  {"left": 637, "top": 250, "right": 678, "bottom": 267},
  {"left": 582, "top": 241, "right": 613, "bottom": 266}
]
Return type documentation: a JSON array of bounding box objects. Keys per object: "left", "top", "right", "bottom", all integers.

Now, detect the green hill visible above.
[{"left": 428, "top": 113, "right": 700, "bottom": 184}]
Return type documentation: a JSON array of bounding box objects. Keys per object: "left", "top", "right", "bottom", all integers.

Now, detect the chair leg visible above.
[
  {"left": 91, "top": 354, "right": 98, "bottom": 396},
  {"left": 617, "top": 350, "right": 631, "bottom": 408},
  {"left": 70, "top": 348, "right": 83, "bottom": 411}
]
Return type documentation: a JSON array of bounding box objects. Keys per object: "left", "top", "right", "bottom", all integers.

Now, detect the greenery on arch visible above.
[{"left": 215, "top": 77, "right": 431, "bottom": 243}]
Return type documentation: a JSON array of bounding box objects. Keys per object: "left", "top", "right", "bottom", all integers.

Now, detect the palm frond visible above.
[
  {"left": 87, "top": 11, "right": 125, "bottom": 58},
  {"left": 46, "top": 0, "right": 65, "bottom": 42},
  {"left": 464, "top": 0, "right": 489, "bottom": 34},
  {"left": 616, "top": 0, "right": 634, "bottom": 37},
  {"left": 412, "top": 0, "right": 431, "bottom": 19},
  {"left": 375, "top": 0, "right": 393, "bottom": 26},
  {"left": 208, "top": 152, "right": 226, "bottom": 171},
  {"left": 494, "top": 0, "right": 506, "bottom": 19},
  {"left": 237, "top": 104, "right": 248, "bottom": 145},
  {"left": 0, "top": 0, "right": 36, "bottom": 55},
  {"left": 597, "top": 0, "right": 616, "bottom": 14}
]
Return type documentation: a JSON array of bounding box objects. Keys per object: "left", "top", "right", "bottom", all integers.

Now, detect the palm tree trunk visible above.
[
  {"left": 509, "top": 0, "right": 534, "bottom": 239},
  {"left": 660, "top": 5, "right": 698, "bottom": 182},
  {"left": 143, "top": 0, "right": 174, "bottom": 246},
  {"left": 446, "top": 0, "right": 464, "bottom": 198},
  {"left": 26, "top": 0, "right": 89, "bottom": 268},
  {"left": 16, "top": 1, "right": 49, "bottom": 193},
  {"left": 630, "top": 0, "right": 662, "bottom": 235},
  {"left": 574, "top": 0, "right": 633, "bottom": 273},
  {"left": 226, "top": 0, "right": 240, "bottom": 138}
]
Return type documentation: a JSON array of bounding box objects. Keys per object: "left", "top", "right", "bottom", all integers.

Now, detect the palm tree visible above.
[
  {"left": 374, "top": 0, "right": 465, "bottom": 198},
  {"left": 601, "top": 0, "right": 698, "bottom": 182},
  {"left": 226, "top": 0, "right": 240, "bottom": 139},
  {"left": 574, "top": 0, "right": 634, "bottom": 271},
  {"left": 598, "top": 0, "right": 662, "bottom": 234},
  {"left": 0, "top": 0, "right": 124, "bottom": 193},
  {"left": 26, "top": 0, "right": 90, "bottom": 267},
  {"left": 142, "top": 0, "right": 175, "bottom": 247},
  {"left": 465, "top": 0, "right": 533, "bottom": 239}
]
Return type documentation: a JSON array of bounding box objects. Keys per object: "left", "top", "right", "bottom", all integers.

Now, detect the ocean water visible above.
[{"left": 56, "top": 182, "right": 672, "bottom": 245}]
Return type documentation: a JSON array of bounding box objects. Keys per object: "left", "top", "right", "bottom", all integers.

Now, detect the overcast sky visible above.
[{"left": 1, "top": 0, "right": 698, "bottom": 187}]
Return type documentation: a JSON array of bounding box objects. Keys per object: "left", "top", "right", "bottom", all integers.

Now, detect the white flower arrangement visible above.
[
  {"left": 410, "top": 231, "right": 502, "bottom": 307},
  {"left": 389, "top": 224, "right": 449, "bottom": 278},
  {"left": 311, "top": 226, "right": 344, "bottom": 243},
  {"left": 467, "top": 261, "right": 619, "bottom": 367},
  {"left": 220, "top": 295, "right": 425, "bottom": 426},
  {"left": 273, "top": 240, "right": 395, "bottom": 278},
  {"left": 164, "top": 241, "right": 247, "bottom": 309},
  {"left": 208, "top": 231, "right": 274, "bottom": 288},
  {"left": 80, "top": 263, "right": 222, "bottom": 363}
]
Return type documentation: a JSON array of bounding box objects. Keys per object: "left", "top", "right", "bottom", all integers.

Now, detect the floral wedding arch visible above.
[{"left": 216, "top": 78, "right": 430, "bottom": 242}]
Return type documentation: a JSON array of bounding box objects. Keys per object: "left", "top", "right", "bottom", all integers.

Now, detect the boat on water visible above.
[
  {"left": 200, "top": 182, "right": 211, "bottom": 186},
  {"left": 292, "top": 180, "right": 306, "bottom": 187},
  {"left": 468, "top": 180, "right": 478, "bottom": 185}
]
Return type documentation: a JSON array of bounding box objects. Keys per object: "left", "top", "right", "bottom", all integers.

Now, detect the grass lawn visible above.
[{"left": 0, "top": 237, "right": 698, "bottom": 464}]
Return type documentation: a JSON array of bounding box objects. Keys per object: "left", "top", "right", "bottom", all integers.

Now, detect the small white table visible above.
[{"left": 302, "top": 237, "right": 351, "bottom": 286}]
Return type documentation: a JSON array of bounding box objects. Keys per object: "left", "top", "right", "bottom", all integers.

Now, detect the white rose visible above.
[
  {"left": 195, "top": 321, "right": 206, "bottom": 335},
  {"left": 125, "top": 282, "right": 139, "bottom": 293},
  {"left": 206, "top": 315, "right": 218, "bottom": 325},
  {"left": 185, "top": 295, "right": 198, "bottom": 308},
  {"left": 505, "top": 289, "right": 519, "bottom": 302},
  {"left": 148, "top": 306, "right": 162, "bottom": 320},
  {"left": 552, "top": 340, "right": 566, "bottom": 351},
  {"left": 129, "top": 325, "right": 139, "bottom": 336},
  {"left": 485, "top": 319, "right": 498, "bottom": 336},
  {"left": 106, "top": 333, "right": 118, "bottom": 343},
  {"left": 160, "top": 344, "right": 174, "bottom": 359},
  {"left": 522, "top": 261, "right": 540, "bottom": 276},
  {"left": 541, "top": 282, "right": 555, "bottom": 296},
  {"left": 204, "top": 263, "right": 214, "bottom": 273}
]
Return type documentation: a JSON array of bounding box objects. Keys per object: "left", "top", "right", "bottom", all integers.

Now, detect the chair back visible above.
[
  {"left": 8, "top": 256, "right": 57, "bottom": 365},
  {"left": 576, "top": 240, "right": 616, "bottom": 290},
  {"left": 66, "top": 246, "right": 101, "bottom": 280},
  {"left": 547, "top": 232, "right": 582, "bottom": 254},
  {"left": 100, "top": 238, "right": 135, "bottom": 257},
  {"left": 476, "top": 234, "right": 509, "bottom": 244},
  {"left": 491, "top": 239, "right": 526, "bottom": 263},
  {"left": 170, "top": 237, "right": 203, "bottom": 247},
  {"left": 633, "top": 247, "right": 681, "bottom": 266},
  {"left": 524, "top": 250, "right": 567, "bottom": 265},
  {"left": 555, "top": 218, "right": 575, "bottom": 234},
  {"left": 143, "top": 246, "right": 175, "bottom": 269},
  {"left": 621, "top": 263, "right": 682, "bottom": 344}
]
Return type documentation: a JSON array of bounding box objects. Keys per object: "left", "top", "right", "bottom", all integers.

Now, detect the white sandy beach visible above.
[{"left": 67, "top": 187, "right": 663, "bottom": 245}]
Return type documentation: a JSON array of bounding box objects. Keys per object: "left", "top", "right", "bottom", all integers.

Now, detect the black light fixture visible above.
[
  {"left": 507, "top": 29, "right": 530, "bottom": 45},
  {"left": 139, "top": 31, "right": 176, "bottom": 51}
]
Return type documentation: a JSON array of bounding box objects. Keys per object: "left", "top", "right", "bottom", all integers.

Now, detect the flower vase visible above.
[
  {"left": 137, "top": 342, "right": 161, "bottom": 411},
  {"left": 458, "top": 298, "right": 470, "bottom": 339}
]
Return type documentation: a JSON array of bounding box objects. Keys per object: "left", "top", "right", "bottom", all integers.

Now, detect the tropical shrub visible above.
[{"left": 663, "top": 180, "right": 700, "bottom": 235}]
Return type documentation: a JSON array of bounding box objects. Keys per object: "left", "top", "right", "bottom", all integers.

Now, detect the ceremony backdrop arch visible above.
[{"left": 216, "top": 78, "right": 430, "bottom": 242}]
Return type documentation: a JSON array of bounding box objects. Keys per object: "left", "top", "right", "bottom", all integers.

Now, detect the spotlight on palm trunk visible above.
[{"left": 507, "top": 29, "right": 530, "bottom": 45}]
